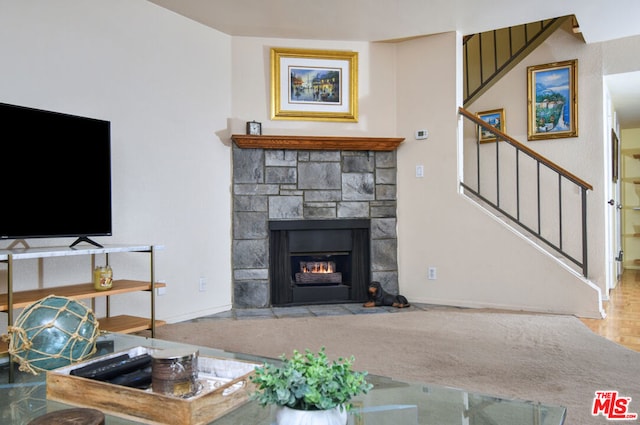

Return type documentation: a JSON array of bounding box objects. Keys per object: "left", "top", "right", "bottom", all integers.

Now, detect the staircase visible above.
[
  {"left": 458, "top": 107, "right": 592, "bottom": 276},
  {"left": 460, "top": 15, "right": 594, "bottom": 276},
  {"left": 463, "top": 16, "right": 571, "bottom": 106}
]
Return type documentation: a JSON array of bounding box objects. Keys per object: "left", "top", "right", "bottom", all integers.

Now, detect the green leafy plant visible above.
[{"left": 249, "top": 347, "right": 372, "bottom": 411}]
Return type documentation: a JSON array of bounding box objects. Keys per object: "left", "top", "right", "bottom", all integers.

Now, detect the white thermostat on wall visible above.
[{"left": 415, "top": 129, "right": 429, "bottom": 140}]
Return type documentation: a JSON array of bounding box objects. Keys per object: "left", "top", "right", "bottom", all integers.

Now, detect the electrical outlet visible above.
[
  {"left": 199, "top": 277, "right": 207, "bottom": 292},
  {"left": 428, "top": 267, "right": 437, "bottom": 280}
]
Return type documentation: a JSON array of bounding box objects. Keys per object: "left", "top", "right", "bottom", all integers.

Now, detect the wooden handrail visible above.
[
  {"left": 458, "top": 107, "right": 593, "bottom": 191},
  {"left": 459, "top": 106, "right": 590, "bottom": 276}
]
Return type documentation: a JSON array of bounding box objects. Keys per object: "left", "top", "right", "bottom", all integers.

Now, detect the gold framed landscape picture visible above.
[
  {"left": 527, "top": 59, "right": 578, "bottom": 141},
  {"left": 477, "top": 108, "right": 506, "bottom": 143},
  {"left": 271, "top": 47, "right": 358, "bottom": 122}
]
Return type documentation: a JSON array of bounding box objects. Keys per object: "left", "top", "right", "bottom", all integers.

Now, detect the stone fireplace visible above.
[{"left": 231, "top": 135, "right": 402, "bottom": 308}]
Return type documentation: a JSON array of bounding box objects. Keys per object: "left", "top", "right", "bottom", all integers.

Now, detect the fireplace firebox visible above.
[{"left": 269, "top": 219, "right": 370, "bottom": 306}]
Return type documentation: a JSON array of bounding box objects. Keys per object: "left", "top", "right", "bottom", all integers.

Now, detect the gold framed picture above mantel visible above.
[{"left": 271, "top": 47, "right": 358, "bottom": 122}]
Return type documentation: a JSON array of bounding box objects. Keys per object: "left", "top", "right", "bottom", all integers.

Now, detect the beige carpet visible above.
[{"left": 154, "top": 308, "right": 640, "bottom": 425}]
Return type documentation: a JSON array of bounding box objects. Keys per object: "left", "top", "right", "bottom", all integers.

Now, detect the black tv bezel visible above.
[{"left": 0, "top": 102, "right": 113, "bottom": 248}]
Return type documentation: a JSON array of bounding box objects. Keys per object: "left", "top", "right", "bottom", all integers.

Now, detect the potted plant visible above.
[{"left": 249, "top": 347, "right": 373, "bottom": 425}]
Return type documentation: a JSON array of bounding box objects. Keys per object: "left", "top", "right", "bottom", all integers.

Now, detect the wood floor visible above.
[{"left": 580, "top": 269, "right": 640, "bottom": 352}]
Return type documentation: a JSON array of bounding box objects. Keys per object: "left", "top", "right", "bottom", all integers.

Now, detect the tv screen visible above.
[{"left": 0, "top": 102, "right": 112, "bottom": 248}]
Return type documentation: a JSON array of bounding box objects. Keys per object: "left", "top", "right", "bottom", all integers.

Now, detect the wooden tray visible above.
[{"left": 46, "top": 346, "right": 261, "bottom": 425}]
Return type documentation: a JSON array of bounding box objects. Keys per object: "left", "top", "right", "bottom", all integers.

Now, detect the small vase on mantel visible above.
[{"left": 275, "top": 405, "right": 348, "bottom": 425}]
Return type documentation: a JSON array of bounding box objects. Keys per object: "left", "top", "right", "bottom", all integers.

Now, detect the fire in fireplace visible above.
[
  {"left": 300, "top": 261, "right": 335, "bottom": 274},
  {"left": 295, "top": 259, "right": 342, "bottom": 284}
]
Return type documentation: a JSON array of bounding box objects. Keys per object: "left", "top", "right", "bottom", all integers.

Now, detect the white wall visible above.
[
  {"left": 4, "top": 2, "right": 640, "bottom": 324},
  {"left": 0, "top": 0, "right": 234, "bottom": 323},
  {"left": 478, "top": 24, "right": 607, "bottom": 290},
  {"left": 622, "top": 129, "right": 640, "bottom": 151},
  {"left": 229, "top": 37, "right": 397, "bottom": 136},
  {"left": 228, "top": 33, "right": 603, "bottom": 317},
  {"left": 394, "top": 32, "right": 603, "bottom": 317},
  {"left": 459, "top": 27, "right": 640, "bottom": 314},
  {"left": 602, "top": 35, "right": 640, "bottom": 281}
]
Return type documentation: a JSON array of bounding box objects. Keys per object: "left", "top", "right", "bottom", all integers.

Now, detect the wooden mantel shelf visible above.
[{"left": 231, "top": 134, "right": 404, "bottom": 151}]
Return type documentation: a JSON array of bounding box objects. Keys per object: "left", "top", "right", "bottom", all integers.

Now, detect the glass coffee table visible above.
[{"left": 0, "top": 333, "right": 566, "bottom": 425}]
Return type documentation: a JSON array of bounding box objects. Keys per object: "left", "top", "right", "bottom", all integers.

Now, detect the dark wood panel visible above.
[{"left": 231, "top": 134, "right": 404, "bottom": 151}]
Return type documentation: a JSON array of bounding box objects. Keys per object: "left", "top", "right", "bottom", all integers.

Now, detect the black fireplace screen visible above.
[{"left": 269, "top": 220, "right": 370, "bottom": 306}]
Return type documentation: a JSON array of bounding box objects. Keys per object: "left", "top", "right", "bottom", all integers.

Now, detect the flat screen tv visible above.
[{"left": 0, "top": 102, "right": 112, "bottom": 248}]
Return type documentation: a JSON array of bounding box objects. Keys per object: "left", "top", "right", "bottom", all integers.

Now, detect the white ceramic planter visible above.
[{"left": 275, "top": 405, "right": 347, "bottom": 425}]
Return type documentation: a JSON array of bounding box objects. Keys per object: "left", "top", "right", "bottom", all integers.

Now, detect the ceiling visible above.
[
  {"left": 146, "top": 0, "right": 640, "bottom": 129},
  {"left": 606, "top": 72, "right": 640, "bottom": 129}
]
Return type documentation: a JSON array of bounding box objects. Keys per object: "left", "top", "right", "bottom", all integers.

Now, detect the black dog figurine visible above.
[{"left": 363, "top": 281, "right": 410, "bottom": 308}]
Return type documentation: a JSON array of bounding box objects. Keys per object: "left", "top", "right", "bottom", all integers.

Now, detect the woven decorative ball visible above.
[{"left": 5, "top": 295, "right": 99, "bottom": 374}]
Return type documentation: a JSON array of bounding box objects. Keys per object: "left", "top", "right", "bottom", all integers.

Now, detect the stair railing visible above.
[
  {"left": 458, "top": 107, "right": 593, "bottom": 276},
  {"left": 463, "top": 17, "right": 568, "bottom": 106}
]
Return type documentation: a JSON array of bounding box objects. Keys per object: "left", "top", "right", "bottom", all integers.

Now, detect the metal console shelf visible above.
[{"left": 0, "top": 244, "right": 165, "bottom": 355}]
